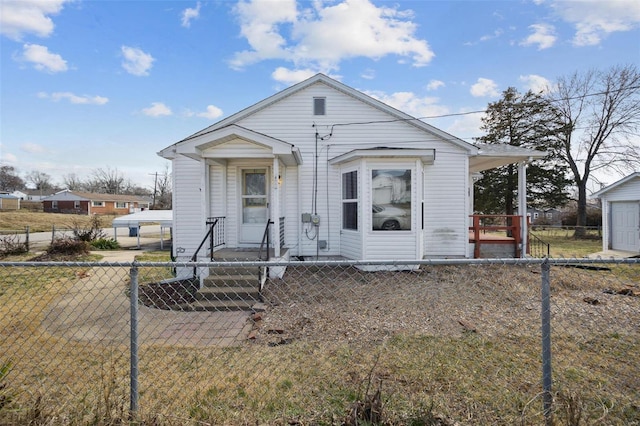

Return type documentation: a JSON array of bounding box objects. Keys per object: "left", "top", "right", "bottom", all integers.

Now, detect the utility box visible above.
[{"left": 301, "top": 213, "right": 311, "bottom": 223}]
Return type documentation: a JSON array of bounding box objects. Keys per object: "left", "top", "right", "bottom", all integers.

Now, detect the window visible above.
[
  {"left": 533, "top": 212, "right": 539, "bottom": 219},
  {"left": 342, "top": 170, "right": 358, "bottom": 230},
  {"left": 116, "top": 202, "right": 127, "bottom": 208},
  {"left": 372, "top": 169, "right": 411, "bottom": 231},
  {"left": 92, "top": 201, "right": 105, "bottom": 207},
  {"left": 545, "top": 212, "right": 553, "bottom": 219},
  {"left": 74, "top": 201, "right": 80, "bottom": 209},
  {"left": 52, "top": 201, "right": 58, "bottom": 209},
  {"left": 313, "top": 97, "right": 326, "bottom": 115}
]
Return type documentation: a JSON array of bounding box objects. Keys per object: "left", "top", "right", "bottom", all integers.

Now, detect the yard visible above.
[{"left": 1, "top": 253, "right": 638, "bottom": 425}]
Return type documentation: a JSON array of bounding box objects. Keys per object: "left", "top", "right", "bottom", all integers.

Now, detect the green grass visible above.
[{"left": 530, "top": 228, "right": 602, "bottom": 258}]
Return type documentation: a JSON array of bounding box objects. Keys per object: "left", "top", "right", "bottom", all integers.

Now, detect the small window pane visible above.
[
  {"left": 343, "top": 203, "right": 357, "bottom": 230},
  {"left": 342, "top": 171, "right": 357, "bottom": 199},
  {"left": 313, "top": 97, "right": 326, "bottom": 115}
]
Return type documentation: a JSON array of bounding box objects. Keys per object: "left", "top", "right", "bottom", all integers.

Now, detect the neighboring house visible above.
[
  {"left": 592, "top": 172, "right": 640, "bottom": 254},
  {"left": 527, "top": 207, "right": 563, "bottom": 226},
  {"left": 42, "top": 190, "right": 146, "bottom": 215},
  {"left": 159, "top": 74, "right": 545, "bottom": 264},
  {"left": 0, "top": 193, "right": 20, "bottom": 210}
]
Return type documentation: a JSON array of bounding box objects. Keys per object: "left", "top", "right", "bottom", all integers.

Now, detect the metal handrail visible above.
[
  {"left": 257, "top": 220, "right": 273, "bottom": 261},
  {"left": 529, "top": 232, "right": 551, "bottom": 258},
  {"left": 257, "top": 220, "right": 273, "bottom": 292},
  {"left": 191, "top": 217, "right": 224, "bottom": 263}
]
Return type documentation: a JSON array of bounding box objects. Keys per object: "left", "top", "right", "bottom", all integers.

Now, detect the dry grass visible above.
[
  {"left": 0, "top": 210, "right": 119, "bottom": 233},
  {"left": 1, "top": 258, "right": 638, "bottom": 425}
]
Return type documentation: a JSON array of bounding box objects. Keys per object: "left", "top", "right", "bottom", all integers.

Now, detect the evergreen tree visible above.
[{"left": 474, "top": 87, "right": 572, "bottom": 215}]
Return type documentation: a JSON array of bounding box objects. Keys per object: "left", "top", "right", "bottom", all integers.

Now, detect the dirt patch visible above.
[{"left": 138, "top": 279, "right": 199, "bottom": 310}]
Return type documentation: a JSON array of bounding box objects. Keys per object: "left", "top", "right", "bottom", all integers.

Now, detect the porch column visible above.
[
  {"left": 517, "top": 160, "right": 528, "bottom": 258},
  {"left": 272, "top": 157, "right": 281, "bottom": 257}
]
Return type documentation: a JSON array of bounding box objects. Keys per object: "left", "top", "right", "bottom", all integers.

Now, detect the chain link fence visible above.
[{"left": 1, "top": 257, "right": 638, "bottom": 425}]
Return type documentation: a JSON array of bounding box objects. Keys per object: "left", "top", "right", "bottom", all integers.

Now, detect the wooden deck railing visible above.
[{"left": 469, "top": 215, "right": 522, "bottom": 258}]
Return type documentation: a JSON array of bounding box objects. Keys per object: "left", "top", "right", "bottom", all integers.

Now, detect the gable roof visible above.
[
  {"left": 43, "top": 190, "right": 145, "bottom": 202},
  {"left": 591, "top": 172, "right": 640, "bottom": 197},
  {"left": 159, "top": 73, "right": 477, "bottom": 156}
]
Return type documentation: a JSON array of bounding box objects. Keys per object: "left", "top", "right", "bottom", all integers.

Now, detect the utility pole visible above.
[{"left": 149, "top": 172, "right": 158, "bottom": 209}]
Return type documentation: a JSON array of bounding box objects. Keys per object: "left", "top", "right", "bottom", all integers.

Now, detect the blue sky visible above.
[{"left": 1, "top": 0, "right": 638, "bottom": 192}]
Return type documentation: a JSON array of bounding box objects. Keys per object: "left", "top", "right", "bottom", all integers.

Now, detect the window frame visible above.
[
  {"left": 341, "top": 169, "right": 358, "bottom": 231},
  {"left": 92, "top": 201, "right": 105, "bottom": 207},
  {"left": 115, "top": 202, "right": 127, "bottom": 209}
]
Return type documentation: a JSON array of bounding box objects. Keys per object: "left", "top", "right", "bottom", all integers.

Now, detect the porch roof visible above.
[
  {"left": 469, "top": 143, "right": 547, "bottom": 173},
  {"left": 160, "top": 124, "right": 303, "bottom": 166},
  {"left": 329, "top": 147, "right": 436, "bottom": 165}
]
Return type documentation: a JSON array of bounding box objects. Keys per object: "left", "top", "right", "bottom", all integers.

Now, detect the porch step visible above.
[
  {"left": 191, "top": 249, "right": 263, "bottom": 311},
  {"left": 187, "top": 299, "right": 257, "bottom": 312}
]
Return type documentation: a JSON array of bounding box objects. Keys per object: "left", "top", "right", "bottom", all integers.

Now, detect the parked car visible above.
[{"left": 372, "top": 204, "right": 410, "bottom": 230}]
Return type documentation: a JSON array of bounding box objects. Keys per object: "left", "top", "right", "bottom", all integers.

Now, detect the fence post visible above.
[
  {"left": 129, "top": 262, "right": 139, "bottom": 418},
  {"left": 25, "top": 226, "right": 30, "bottom": 252},
  {"left": 51, "top": 224, "right": 55, "bottom": 245},
  {"left": 541, "top": 258, "right": 553, "bottom": 425}
]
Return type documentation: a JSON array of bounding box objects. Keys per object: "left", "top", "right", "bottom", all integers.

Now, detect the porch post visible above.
[
  {"left": 272, "top": 157, "right": 281, "bottom": 257},
  {"left": 518, "top": 160, "right": 528, "bottom": 258}
]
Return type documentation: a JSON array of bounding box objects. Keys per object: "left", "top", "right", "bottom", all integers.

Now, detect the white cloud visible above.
[
  {"left": 181, "top": 2, "right": 201, "bottom": 28},
  {"left": 361, "top": 68, "right": 375, "bottom": 80},
  {"left": 470, "top": 78, "right": 500, "bottom": 98},
  {"left": 38, "top": 91, "right": 108, "bottom": 105},
  {"left": 447, "top": 111, "right": 485, "bottom": 138},
  {"left": 21, "top": 43, "right": 67, "bottom": 73},
  {"left": 121, "top": 46, "right": 155, "bottom": 76},
  {"left": 365, "top": 90, "right": 448, "bottom": 119},
  {"left": 21, "top": 142, "right": 47, "bottom": 154},
  {"left": 187, "top": 105, "right": 223, "bottom": 120},
  {"left": 426, "top": 80, "right": 445, "bottom": 91},
  {"left": 0, "top": 0, "right": 71, "bottom": 40},
  {"left": 550, "top": 0, "right": 640, "bottom": 46},
  {"left": 230, "top": 0, "right": 434, "bottom": 72},
  {"left": 1, "top": 152, "right": 18, "bottom": 164},
  {"left": 142, "top": 102, "right": 172, "bottom": 117},
  {"left": 520, "top": 23, "right": 557, "bottom": 50},
  {"left": 271, "top": 67, "right": 317, "bottom": 85},
  {"left": 519, "top": 74, "right": 552, "bottom": 94}
]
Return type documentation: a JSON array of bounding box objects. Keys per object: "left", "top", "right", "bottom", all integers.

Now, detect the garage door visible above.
[{"left": 611, "top": 202, "right": 640, "bottom": 252}]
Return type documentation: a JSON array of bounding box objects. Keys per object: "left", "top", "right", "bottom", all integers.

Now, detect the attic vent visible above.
[{"left": 313, "top": 97, "right": 326, "bottom": 115}]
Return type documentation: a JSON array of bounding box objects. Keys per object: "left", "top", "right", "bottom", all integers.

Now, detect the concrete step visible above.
[
  {"left": 196, "top": 286, "right": 260, "bottom": 302},
  {"left": 185, "top": 299, "right": 257, "bottom": 312}
]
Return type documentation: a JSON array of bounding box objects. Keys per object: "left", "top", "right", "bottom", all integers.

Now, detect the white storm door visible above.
[
  {"left": 239, "top": 168, "right": 269, "bottom": 244},
  {"left": 611, "top": 201, "right": 640, "bottom": 252}
]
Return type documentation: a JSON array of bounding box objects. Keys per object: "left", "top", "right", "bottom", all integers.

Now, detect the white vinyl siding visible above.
[
  {"left": 173, "top": 156, "right": 206, "bottom": 262},
  {"left": 597, "top": 176, "right": 640, "bottom": 253}
]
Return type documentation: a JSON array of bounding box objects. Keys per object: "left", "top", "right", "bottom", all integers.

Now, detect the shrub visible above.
[
  {"left": 91, "top": 238, "right": 121, "bottom": 250},
  {"left": 70, "top": 215, "right": 106, "bottom": 242},
  {"left": 47, "top": 237, "right": 90, "bottom": 256},
  {"left": 0, "top": 235, "right": 28, "bottom": 259}
]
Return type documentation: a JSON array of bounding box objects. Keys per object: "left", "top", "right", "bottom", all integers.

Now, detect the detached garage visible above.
[{"left": 592, "top": 172, "right": 640, "bottom": 254}]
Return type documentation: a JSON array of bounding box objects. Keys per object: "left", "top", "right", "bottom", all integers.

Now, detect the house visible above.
[
  {"left": 158, "top": 74, "right": 545, "bottom": 266},
  {"left": 592, "top": 172, "right": 640, "bottom": 254},
  {"left": 0, "top": 193, "right": 20, "bottom": 210},
  {"left": 42, "top": 190, "right": 148, "bottom": 215},
  {"left": 527, "top": 207, "right": 563, "bottom": 227}
]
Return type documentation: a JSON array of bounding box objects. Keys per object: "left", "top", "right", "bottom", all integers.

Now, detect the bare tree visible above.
[
  {"left": 155, "top": 164, "right": 172, "bottom": 209},
  {"left": 62, "top": 173, "right": 85, "bottom": 191},
  {"left": 0, "top": 165, "right": 26, "bottom": 192},
  {"left": 89, "top": 167, "right": 128, "bottom": 194},
  {"left": 25, "top": 171, "right": 54, "bottom": 194},
  {"left": 547, "top": 64, "right": 640, "bottom": 237}
]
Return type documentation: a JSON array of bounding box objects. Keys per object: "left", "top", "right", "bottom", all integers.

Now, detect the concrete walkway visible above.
[{"left": 42, "top": 246, "right": 253, "bottom": 348}]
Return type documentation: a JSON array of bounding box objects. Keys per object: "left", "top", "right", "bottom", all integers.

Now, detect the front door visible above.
[
  {"left": 611, "top": 201, "right": 640, "bottom": 252},
  {"left": 239, "top": 168, "right": 269, "bottom": 244}
]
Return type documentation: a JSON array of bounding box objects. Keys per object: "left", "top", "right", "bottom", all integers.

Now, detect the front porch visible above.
[{"left": 469, "top": 215, "right": 526, "bottom": 258}]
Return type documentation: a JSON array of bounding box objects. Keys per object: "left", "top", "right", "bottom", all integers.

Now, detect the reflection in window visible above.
[
  {"left": 342, "top": 170, "right": 358, "bottom": 230},
  {"left": 372, "top": 169, "right": 411, "bottom": 231}
]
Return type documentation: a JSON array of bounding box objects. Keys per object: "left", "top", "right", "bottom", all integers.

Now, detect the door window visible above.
[{"left": 242, "top": 169, "right": 267, "bottom": 223}]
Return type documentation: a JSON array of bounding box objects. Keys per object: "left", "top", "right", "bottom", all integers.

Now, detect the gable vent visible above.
[{"left": 313, "top": 97, "right": 326, "bottom": 115}]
